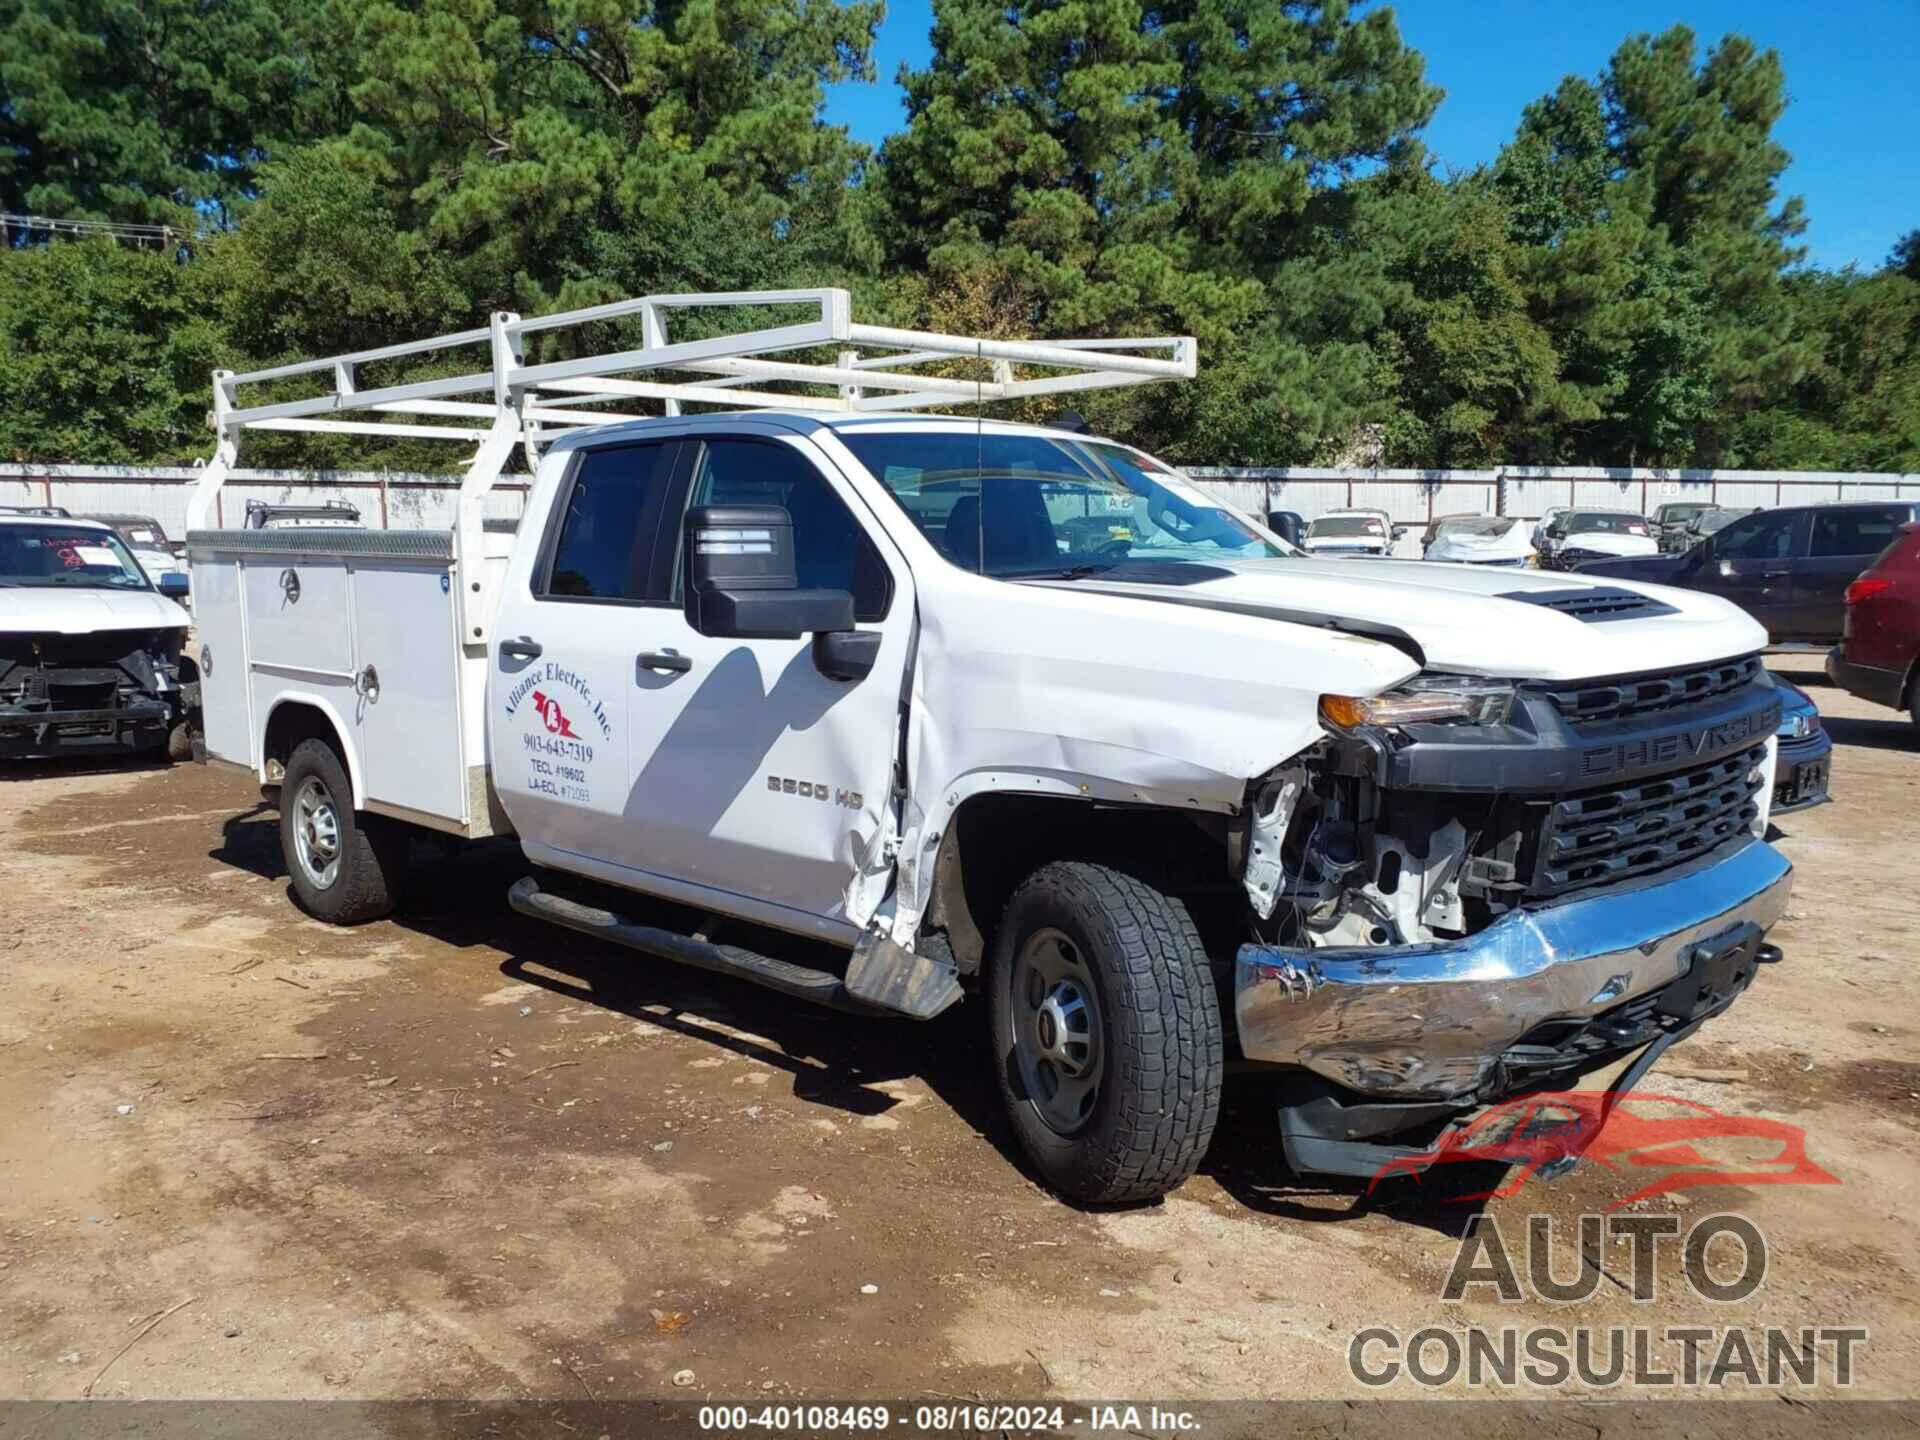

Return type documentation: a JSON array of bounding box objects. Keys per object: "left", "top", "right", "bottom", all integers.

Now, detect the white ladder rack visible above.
[{"left": 185, "top": 287, "right": 1196, "bottom": 645}]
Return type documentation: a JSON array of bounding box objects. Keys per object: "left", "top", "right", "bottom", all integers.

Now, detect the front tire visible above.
[
  {"left": 989, "top": 862, "right": 1223, "bottom": 1203},
  {"left": 279, "top": 738, "right": 409, "bottom": 924}
]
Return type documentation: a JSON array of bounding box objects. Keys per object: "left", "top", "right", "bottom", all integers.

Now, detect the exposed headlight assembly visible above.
[{"left": 1319, "top": 675, "right": 1515, "bottom": 731}]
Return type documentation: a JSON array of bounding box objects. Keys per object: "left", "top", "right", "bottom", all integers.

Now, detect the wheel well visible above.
[
  {"left": 926, "top": 791, "right": 1239, "bottom": 974},
  {"left": 263, "top": 702, "right": 352, "bottom": 797}
]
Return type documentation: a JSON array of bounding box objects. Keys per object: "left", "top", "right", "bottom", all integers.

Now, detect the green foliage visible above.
[
  {"left": 0, "top": 3, "right": 1911, "bottom": 473},
  {"left": 331, "top": 0, "right": 883, "bottom": 311},
  {"left": 0, "top": 239, "right": 220, "bottom": 462},
  {"left": 878, "top": 0, "right": 1438, "bottom": 345},
  {"left": 0, "top": 0, "right": 315, "bottom": 227}
]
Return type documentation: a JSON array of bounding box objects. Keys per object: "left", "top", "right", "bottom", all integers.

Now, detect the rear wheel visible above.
[
  {"left": 989, "top": 861, "right": 1223, "bottom": 1203},
  {"left": 279, "top": 738, "right": 408, "bottom": 924}
]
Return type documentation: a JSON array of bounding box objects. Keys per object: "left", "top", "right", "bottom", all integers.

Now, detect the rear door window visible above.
[{"left": 1810, "top": 507, "right": 1907, "bottom": 559}]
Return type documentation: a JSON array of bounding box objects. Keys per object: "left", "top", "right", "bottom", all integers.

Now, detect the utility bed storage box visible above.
[{"left": 187, "top": 527, "right": 493, "bottom": 834}]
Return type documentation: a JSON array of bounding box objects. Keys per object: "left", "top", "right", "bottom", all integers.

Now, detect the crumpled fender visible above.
[{"left": 851, "top": 565, "right": 1420, "bottom": 945}]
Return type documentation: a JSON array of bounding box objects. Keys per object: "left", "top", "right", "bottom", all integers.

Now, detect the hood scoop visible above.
[{"left": 1497, "top": 587, "right": 1678, "bottom": 623}]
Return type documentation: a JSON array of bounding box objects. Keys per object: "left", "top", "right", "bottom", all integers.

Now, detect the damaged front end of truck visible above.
[
  {"left": 0, "top": 628, "right": 193, "bottom": 759},
  {"left": 1233, "top": 654, "right": 1793, "bottom": 1177}
]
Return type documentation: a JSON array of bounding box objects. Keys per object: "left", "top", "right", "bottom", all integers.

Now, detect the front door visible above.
[
  {"left": 487, "top": 439, "right": 687, "bottom": 869},
  {"left": 617, "top": 432, "right": 913, "bottom": 932},
  {"left": 1700, "top": 508, "right": 1807, "bottom": 641}
]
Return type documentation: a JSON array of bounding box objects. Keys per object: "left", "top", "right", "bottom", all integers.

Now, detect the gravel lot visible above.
[{"left": 1, "top": 657, "right": 1915, "bottom": 1416}]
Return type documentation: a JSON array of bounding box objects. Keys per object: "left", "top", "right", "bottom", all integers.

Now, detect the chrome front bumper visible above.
[{"left": 1234, "top": 840, "right": 1794, "bottom": 1101}]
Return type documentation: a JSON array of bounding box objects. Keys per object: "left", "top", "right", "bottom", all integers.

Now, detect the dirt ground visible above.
[{"left": 1, "top": 657, "right": 1916, "bottom": 1417}]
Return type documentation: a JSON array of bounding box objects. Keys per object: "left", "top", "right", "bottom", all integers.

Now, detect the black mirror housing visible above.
[{"left": 684, "top": 503, "right": 858, "bottom": 641}]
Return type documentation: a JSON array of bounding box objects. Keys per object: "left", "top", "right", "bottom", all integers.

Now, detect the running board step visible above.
[{"left": 508, "top": 876, "right": 900, "bottom": 1017}]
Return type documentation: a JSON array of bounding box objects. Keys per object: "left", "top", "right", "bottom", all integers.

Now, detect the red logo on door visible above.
[{"left": 531, "top": 690, "right": 579, "bottom": 738}]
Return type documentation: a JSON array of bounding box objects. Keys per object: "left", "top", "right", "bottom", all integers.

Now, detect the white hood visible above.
[
  {"left": 1060, "top": 556, "right": 1765, "bottom": 681},
  {"left": 0, "top": 586, "right": 191, "bottom": 635},
  {"left": 1559, "top": 531, "right": 1658, "bottom": 559},
  {"left": 1424, "top": 525, "right": 1534, "bottom": 565}
]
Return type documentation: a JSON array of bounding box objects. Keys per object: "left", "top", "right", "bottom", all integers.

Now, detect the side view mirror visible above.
[
  {"left": 157, "top": 573, "right": 189, "bottom": 600},
  {"left": 683, "top": 505, "right": 875, "bottom": 681},
  {"left": 1391, "top": 525, "right": 1409, "bottom": 541}
]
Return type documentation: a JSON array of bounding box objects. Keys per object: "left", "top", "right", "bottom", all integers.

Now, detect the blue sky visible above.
[{"left": 823, "top": 0, "right": 1919, "bottom": 272}]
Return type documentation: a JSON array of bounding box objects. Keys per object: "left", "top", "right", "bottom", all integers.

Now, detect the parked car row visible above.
[{"left": 1576, "top": 501, "right": 1920, "bottom": 648}]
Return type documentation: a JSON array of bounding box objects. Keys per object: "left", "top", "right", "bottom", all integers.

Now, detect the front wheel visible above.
[
  {"left": 989, "top": 862, "right": 1223, "bottom": 1203},
  {"left": 279, "top": 738, "right": 409, "bottom": 924}
]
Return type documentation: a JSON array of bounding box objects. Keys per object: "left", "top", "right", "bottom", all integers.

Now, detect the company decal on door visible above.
[{"left": 504, "top": 662, "right": 613, "bottom": 804}]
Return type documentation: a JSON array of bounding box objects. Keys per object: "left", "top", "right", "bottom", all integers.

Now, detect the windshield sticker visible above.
[
  {"left": 71, "top": 545, "right": 122, "bottom": 567},
  {"left": 504, "top": 663, "right": 612, "bottom": 805}
]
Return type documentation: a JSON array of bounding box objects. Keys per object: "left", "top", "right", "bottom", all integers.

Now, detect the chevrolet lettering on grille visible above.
[{"left": 1577, "top": 699, "right": 1782, "bottom": 781}]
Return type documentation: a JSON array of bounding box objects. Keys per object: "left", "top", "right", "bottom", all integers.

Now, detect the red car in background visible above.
[{"left": 1827, "top": 521, "right": 1920, "bottom": 727}]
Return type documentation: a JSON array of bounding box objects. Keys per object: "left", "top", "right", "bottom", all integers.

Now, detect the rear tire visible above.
[
  {"left": 279, "top": 738, "right": 408, "bottom": 924},
  {"left": 988, "top": 861, "right": 1223, "bottom": 1203}
]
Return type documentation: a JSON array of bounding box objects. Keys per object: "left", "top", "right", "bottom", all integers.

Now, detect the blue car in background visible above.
[{"left": 1772, "top": 678, "right": 1831, "bottom": 814}]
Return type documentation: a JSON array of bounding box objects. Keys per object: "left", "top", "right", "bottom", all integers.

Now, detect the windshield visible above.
[
  {"left": 1309, "top": 516, "right": 1386, "bottom": 539},
  {"left": 1659, "top": 504, "right": 1708, "bottom": 523},
  {"left": 837, "top": 431, "right": 1289, "bottom": 579},
  {"left": 1565, "top": 513, "right": 1649, "bottom": 536},
  {"left": 1696, "top": 509, "right": 1748, "bottom": 535},
  {"left": 0, "top": 525, "right": 153, "bottom": 590}
]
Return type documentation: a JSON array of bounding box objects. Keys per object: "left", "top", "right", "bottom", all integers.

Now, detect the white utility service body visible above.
[{"left": 186, "top": 289, "right": 1796, "bottom": 1202}]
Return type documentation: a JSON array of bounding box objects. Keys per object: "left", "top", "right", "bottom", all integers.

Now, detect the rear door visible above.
[
  {"left": 1793, "top": 506, "right": 1912, "bottom": 642},
  {"left": 615, "top": 431, "right": 914, "bottom": 931},
  {"left": 486, "top": 439, "right": 688, "bottom": 869},
  {"left": 1700, "top": 508, "right": 1806, "bottom": 640}
]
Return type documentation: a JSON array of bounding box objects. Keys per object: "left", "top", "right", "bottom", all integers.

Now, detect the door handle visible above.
[
  {"left": 1762, "top": 570, "right": 1790, "bottom": 580},
  {"left": 637, "top": 649, "right": 692, "bottom": 675},
  {"left": 499, "top": 636, "right": 543, "bottom": 661}
]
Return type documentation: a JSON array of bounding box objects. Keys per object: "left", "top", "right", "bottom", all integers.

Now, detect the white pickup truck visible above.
[{"left": 187, "top": 290, "right": 1794, "bottom": 1202}]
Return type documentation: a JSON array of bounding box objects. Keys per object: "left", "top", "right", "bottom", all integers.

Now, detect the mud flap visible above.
[{"left": 844, "top": 925, "right": 963, "bottom": 1019}]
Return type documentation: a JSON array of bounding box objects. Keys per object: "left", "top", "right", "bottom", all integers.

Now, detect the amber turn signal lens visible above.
[{"left": 1318, "top": 694, "right": 1372, "bottom": 729}]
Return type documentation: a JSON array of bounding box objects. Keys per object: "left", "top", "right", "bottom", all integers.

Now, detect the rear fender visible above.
[{"left": 260, "top": 691, "right": 365, "bottom": 807}]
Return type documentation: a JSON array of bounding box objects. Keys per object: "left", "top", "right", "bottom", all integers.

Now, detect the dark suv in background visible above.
[{"left": 1574, "top": 501, "right": 1920, "bottom": 644}]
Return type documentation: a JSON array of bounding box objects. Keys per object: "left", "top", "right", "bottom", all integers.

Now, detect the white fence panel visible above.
[{"left": 6, "top": 461, "right": 1914, "bottom": 545}]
